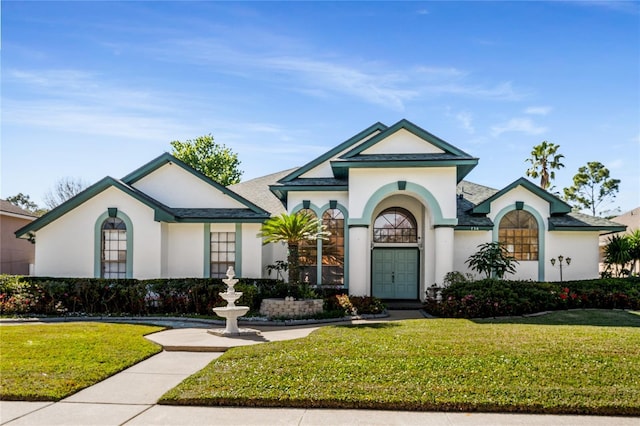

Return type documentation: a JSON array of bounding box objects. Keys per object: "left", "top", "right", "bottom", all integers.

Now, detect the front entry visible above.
[{"left": 372, "top": 248, "right": 419, "bottom": 299}]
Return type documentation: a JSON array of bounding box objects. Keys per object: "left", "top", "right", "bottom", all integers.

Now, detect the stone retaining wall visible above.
[{"left": 259, "top": 298, "right": 324, "bottom": 318}]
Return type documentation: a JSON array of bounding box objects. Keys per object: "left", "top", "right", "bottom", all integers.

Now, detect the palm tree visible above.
[
  {"left": 258, "top": 212, "right": 329, "bottom": 285},
  {"left": 603, "top": 234, "right": 632, "bottom": 277},
  {"left": 525, "top": 141, "right": 565, "bottom": 190}
]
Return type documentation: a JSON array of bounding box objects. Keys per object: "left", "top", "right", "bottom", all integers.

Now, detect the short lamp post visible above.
[{"left": 550, "top": 255, "right": 571, "bottom": 282}]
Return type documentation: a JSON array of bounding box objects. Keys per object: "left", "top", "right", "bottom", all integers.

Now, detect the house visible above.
[
  {"left": 599, "top": 207, "right": 640, "bottom": 275},
  {"left": 16, "top": 119, "right": 625, "bottom": 300},
  {"left": 1, "top": 200, "right": 37, "bottom": 275}
]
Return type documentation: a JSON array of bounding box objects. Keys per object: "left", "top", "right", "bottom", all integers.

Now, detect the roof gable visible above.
[
  {"left": 341, "top": 119, "right": 471, "bottom": 159},
  {"left": 330, "top": 119, "right": 478, "bottom": 182},
  {"left": 472, "top": 177, "right": 572, "bottom": 215},
  {"left": 122, "top": 153, "right": 268, "bottom": 214},
  {"left": 15, "top": 177, "right": 176, "bottom": 238},
  {"left": 279, "top": 122, "right": 388, "bottom": 182}
]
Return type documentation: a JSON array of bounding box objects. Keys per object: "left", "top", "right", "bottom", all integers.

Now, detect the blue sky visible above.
[{"left": 2, "top": 1, "right": 639, "bottom": 215}]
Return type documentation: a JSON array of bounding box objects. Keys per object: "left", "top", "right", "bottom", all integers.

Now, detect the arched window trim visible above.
[
  {"left": 291, "top": 202, "right": 349, "bottom": 287},
  {"left": 492, "top": 204, "right": 545, "bottom": 281},
  {"left": 321, "top": 207, "right": 345, "bottom": 285},
  {"left": 94, "top": 210, "right": 133, "bottom": 278},
  {"left": 373, "top": 207, "right": 419, "bottom": 244}
]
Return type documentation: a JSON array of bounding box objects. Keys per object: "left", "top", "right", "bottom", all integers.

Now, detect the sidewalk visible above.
[{"left": 2, "top": 311, "right": 638, "bottom": 425}]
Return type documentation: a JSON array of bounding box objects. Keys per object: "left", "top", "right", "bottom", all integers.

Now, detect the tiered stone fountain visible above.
[{"left": 208, "top": 267, "right": 260, "bottom": 337}]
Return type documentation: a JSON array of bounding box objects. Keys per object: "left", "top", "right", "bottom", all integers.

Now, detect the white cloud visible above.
[
  {"left": 143, "top": 36, "right": 527, "bottom": 109},
  {"left": 525, "top": 106, "right": 552, "bottom": 115},
  {"left": 456, "top": 111, "right": 475, "bottom": 134},
  {"left": 491, "top": 118, "right": 548, "bottom": 137}
]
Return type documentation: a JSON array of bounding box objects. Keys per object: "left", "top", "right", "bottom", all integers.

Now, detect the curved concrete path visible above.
[{"left": 2, "top": 311, "right": 638, "bottom": 425}]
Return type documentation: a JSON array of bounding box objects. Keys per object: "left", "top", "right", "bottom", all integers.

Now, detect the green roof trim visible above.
[
  {"left": 340, "top": 119, "right": 474, "bottom": 159},
  {"left": 15, "top": 177, "right": 176, "bottom": 238},
  {"left": 472, "top": 177, "right": 572, "bottom": 215},
  {"left": 122, "top": 152, "right": 269, "bottom": 216},
  {"left": 278, "top": 122, "right": 388, "bottom": 183}
]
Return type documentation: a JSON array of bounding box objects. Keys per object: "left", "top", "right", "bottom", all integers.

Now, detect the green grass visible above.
[
  {"left": 161, "top": 310, "right": 640, "bottom": 415},
  {"left": 0, "top": 322, "right": 163, "bottom": 401},
  {"left": 474, "top": 309, "right": 640, "bottom": 326}
]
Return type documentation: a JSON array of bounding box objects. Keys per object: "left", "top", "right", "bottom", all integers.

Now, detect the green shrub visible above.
[
  {"left": 425, "top": 277, "right": 640, "bottom": 318},
  {"left": 349, "top": 296, "right": 386, "bottom": 314}
]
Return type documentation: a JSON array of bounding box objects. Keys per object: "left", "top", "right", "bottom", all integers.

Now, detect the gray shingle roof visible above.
[
  {"left": 0, "top": 200, "right": 38, "bottom": 217},
  {"left": 229, "top": 169, "right": 295, "bottom": 216},
  {"left": 171, "top": 208, "right": 269, "bottom": 221},
  {"left": 549, "top": 211, "right": 626, "bottom": 231}
]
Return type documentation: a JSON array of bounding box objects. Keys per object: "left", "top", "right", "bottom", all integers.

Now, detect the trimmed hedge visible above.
[
  {"left": 0, "top": 275, "right": 274, "bottom": 316},
  {"left": 0, "top": 275, "right": 386, "bottom": 317},
  {"left": 425, "top": 277, "right": 640, "bottom": 318}
]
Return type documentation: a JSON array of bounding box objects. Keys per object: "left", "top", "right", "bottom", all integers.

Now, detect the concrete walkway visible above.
[{"left": 2, "top": 311, "right": 638, "bottom": 425}]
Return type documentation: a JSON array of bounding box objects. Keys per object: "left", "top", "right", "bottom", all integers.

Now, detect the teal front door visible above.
[{"left": 372, "top": 248, "right": 419, "bottom": 299}]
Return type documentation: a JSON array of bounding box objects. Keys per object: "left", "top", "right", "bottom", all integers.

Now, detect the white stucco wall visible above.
[
  {"left": 240, "top": 223, "right": 263, "bottom": 278},
  {"left": 261, "top": 240, "right": 288, "bottom": 280},
  {"left": 361, "top": 128, "right": 445, "bottom": 155},
  {"left": 348, "top": 167, "right": 458, "bottom": 221},
  {"left": 452, "top": 231, "right": 491, "bottom": 280},
  {"left": 34, "top": 186, "right": 162, "bottom": 278},
  {"left": 166, "top": 223, "right": 204, "bottom": 278},
  {"left": 546, "top": 231, "right": 600, "bottom": 281},
  {"left": 132, "top": 163, "right": 246, "bottom": 208},
  {"left": 488, "top": 186, "right": 551, "bottom": 222}
]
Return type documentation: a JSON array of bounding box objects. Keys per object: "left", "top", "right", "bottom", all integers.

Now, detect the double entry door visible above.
[{"left": 371, "top": 248, "right": 419, "bottom": 299}]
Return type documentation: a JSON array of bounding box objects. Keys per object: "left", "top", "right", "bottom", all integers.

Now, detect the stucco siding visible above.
[
  {"left": 453, "top": 231, "right": 491, "bottom": 280},
  {"left": 1, "top": 214, "right": 35, "bottom": 275},
  {"left": 348, "top": 168, "right": 458, "bottom": 221},
  {"left": 132, "top": 163, "right": 246, "bottom": 208},
  {"left": 34, "top": 187, "right": 161, "bottom": 278},
  {"left": 546, "top": 231, "right": 600, "bottom": 281},
  {"left": 166, "top": 223, "right": 204, "bottom": 277},
  {"left": 240, "top": 223, "right": 263, "bottom": 277},
  {"left": 361, "top": 128, "right": 445, "bottom": 155},
  {"left": 488, "top": 186, "right": 551, "bottom": 222}
]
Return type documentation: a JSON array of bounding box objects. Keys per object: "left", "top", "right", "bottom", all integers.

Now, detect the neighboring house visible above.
[
  {"left": 16, "top": 119, "right": 625, "bottom": 300},
  {"left": 1, "top": 200, "right": 37, "bottom": 275},
  {"left": 599, "top": 207, "right": 640, "bottom": 275}
]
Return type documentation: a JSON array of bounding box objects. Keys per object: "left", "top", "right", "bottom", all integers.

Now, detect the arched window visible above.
[
  {"left": 298, "top": 209, "right": 318, "bottom": 284},
  {"left": 499, "top": 210, "right": 538, "bottom": 260},
  {"left": 373, "top": 207, "right": 418, "bottom": 243},
  {"left": 322, "top": 208, "right": 344, "bottom": 284},
  {"left": 101, "top": 217, "right": 127, "bottom": 278}
]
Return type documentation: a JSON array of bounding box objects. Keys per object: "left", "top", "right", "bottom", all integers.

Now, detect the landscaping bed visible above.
[
  {"left": 0, "top": 322, "right": 163, "bottom": 401},
  {"left": 160, "top": 310, "right": 640, "bottom": 415},
  {"left": 424, "top": 277, "right": 640, "bottom": 318}
]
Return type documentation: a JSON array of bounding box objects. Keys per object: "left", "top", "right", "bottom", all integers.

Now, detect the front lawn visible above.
[
  {"left": 0, "top": 322, "right": 163, "bottom": 401},
  {"left": 161, "top": 310, "right": 640, "bottom": 415}
]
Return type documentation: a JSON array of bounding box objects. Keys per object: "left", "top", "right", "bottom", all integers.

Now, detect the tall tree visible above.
[
  {"left": 170, "top": 134, "right": 242, "bottom": 186},
  {"left": 525, "top": 141, "right": 565, "bottom": 190},
  {"left": 43, "top": 177, "right": 88, "bottom": 209},
  {"left": 6, "top": 193, "right": 39, "bottom": 213},
  {"left": 563, "top": 161, "right": 620, "bottom": 217},
  {"left": 257, "top": 212, "right": 328, "bottom": 285}
]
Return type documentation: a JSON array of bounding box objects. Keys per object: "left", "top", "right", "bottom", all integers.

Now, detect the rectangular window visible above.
[
  {"left": 102, "top": 229, "right": 126, "bottom": 279},
  {"left": 211, "top": 232, "right": 236, "bottom": 278}
]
